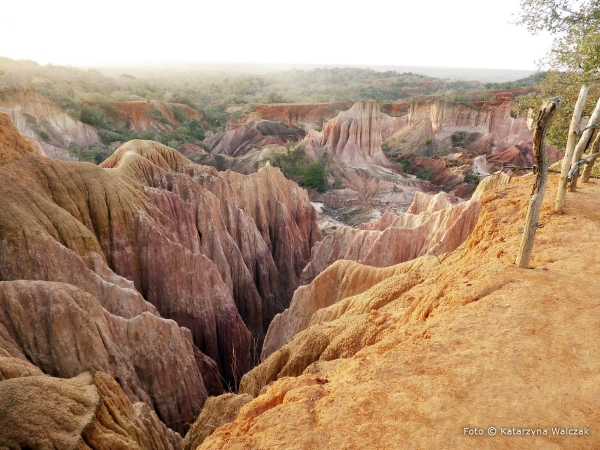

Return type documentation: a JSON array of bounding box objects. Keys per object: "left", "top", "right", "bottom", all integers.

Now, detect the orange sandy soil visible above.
[{"left": 199, "top": 174, "right": 600, "bottom": 449}]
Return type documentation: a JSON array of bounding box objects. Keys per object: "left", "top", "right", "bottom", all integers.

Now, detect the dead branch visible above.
[{"left": 556, "top": 85, "right": 588, "bottom": 213}]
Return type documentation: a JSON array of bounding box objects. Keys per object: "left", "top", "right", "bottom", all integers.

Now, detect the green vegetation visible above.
[
  {"left": 463, "top": 169, "right": 481, "bottom": 186},
  {"left": 484, "top": 72, "right": 547, "bottom": 90},
  {"left": 0, "top": 57, "right": 489, "bottom": 137},
  {"left": 265, "top": 143, "right": 328, "bottom": 192},
  {"left": 450, "top": 132, "right": 465, "bottom": 147},
  {"left": 67, "top": 145, "right": 112, "bottom": 164},
  {"left": 512, "top": 1, "right": 600, "bottom": 149},
  {"left": 398, "top": 157, "right": 411, "bottom": 171},
  {"left": 303, "top": 161, "right": 327, "bottom": 190},
  {"left": 517, "top": 0, "right": 600, "bottom": 77},
  {"left": 415, "top": 168, "right": 432, "bottom": 181}
]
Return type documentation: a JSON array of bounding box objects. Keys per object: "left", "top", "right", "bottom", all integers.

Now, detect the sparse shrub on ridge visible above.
[{"left": 265, "top": 142, "right": 328, "bottom": 192}]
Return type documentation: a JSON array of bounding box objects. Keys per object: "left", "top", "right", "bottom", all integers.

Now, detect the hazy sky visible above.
[{"left": 0, "top": 0, "right": 554, "bottom": 70}]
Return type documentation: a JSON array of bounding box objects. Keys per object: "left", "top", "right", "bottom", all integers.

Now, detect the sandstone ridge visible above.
[{"left": 107, "top": 100, "right": 208, "bottom": 133}]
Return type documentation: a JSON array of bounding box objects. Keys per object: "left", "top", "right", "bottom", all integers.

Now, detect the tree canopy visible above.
[
  {"left": 514, "top": 1, "right": 600, "bottom": 148},
  {"left": 518, "top": 0, "right": 600, "bottom": 78}
]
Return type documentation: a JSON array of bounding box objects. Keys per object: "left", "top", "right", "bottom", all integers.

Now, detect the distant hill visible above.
[{"left": 99, "top": 62, "right": 536, "bottom": 84}]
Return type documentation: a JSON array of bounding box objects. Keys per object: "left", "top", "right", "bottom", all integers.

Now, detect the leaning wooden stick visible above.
[
  {"left": 580, "top": 132, "right": 600, "bottom": 182},
  {"left": 569, "top": 97, "right": 600, "bottom": 191},
  {"left": 516, "top": 97, "right": 561, "bottom": 268},
  {"left": 568, "top": 150, "right": 600, "bottom": 180},
  {"left": 556, "top": 85, "right": 588, "bottom": 213}
]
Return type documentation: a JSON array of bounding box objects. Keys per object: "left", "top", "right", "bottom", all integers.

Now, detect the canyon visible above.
[
  {"left": 2, "top": 64, "right": 594, "bottom": 450},
  {"left": 204, "top": 93, "right": 548, "bottom": 230},
  {"left": 194, "top": 171, "right": 600, "bottom": 450},
  {"left": 0, "top": 113, "right": 318, "bottom": 444}
]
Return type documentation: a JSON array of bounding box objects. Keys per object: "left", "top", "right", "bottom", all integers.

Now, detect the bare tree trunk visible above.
[
  {"left": 556, "top": 85, "right": 588, "bottom": 213},
  {"left": 569, "top": 97, "right": 600, "bottom": 191},
  {"left": 580, "top": 132, "right": 600, "bottom": 182},
  {"left": 516, "top": 97, "right": 561, "bottom": 268}
]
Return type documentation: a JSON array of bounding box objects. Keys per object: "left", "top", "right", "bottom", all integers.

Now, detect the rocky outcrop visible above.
[
  {"left": 0, "top": 113, "right": 319, "bottom": 440},
  {"left": 80, "top": 371, "right": 183, "bottom": 450},
  {"left": 0, "top": 280, "right": 208, "bottom": 433},
  {"left": 0, "top": 127, "right": 249, "bottom": 395},
  {"left": 240, "top": 258, "right": 429, "bottom": 396},
  {"left": 300, "top": 191, "right": 479, "bottom": 283},
  {"left": 200, "top": 173, "right": 600, "bottom": 450},
  {"left": 108, "top": 100, "right": 207, "bottom": 133},
  {"left": 217, "top": 165, "right": 322, "bottom": 303},
  {"left": 183, "top": 393, "right": 253, "bottom": 450},
  {"left": 0, "top": 368, "right": 182, "bottom": 450},
  {"left": 203, "top": 120, "right": 302, "bottom": 157},
  {"left": 0, "top": 372, "right": 100, "bottom": 449},
  {"left": 243, "top": 102, "right": 351, "bottom": 129},
  {"left": 383, "top": 97, "right": 532, "bottom": 156},
  {"left": 406, "top": 155, "right": 479, "bottom": 197},
  {"left": 102, "top": 140, "right": 320, "bottom": 335},
  {"left": 306, "top": 100, "right": 389, "bottom": 167},
  {"left": 0, "top": 86, "right": 100, "bottom": 159},
  {"left": 262, "top": 190, "right": 480, "bottom": 359}
]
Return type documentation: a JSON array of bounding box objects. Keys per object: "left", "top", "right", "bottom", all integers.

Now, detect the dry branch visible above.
[
  {"left": 569, "top": 97, "right": 600, "bottom": 191},
  {"left": 580, "top": 132, "right": 600, "bottom": 182},
  {"left": 556, "top": 85, "right": 588, "bottom": 213},
  {"left": 568, "top": 151, "right": 600, "bottom": 180}
]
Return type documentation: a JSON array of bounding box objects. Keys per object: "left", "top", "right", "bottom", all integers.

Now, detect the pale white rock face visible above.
[
  {"left": 0, "top": 86, "right": 101, "bottom": 156},
  {"left": 381, "top": 98, "right": 531, "bottom": 154},
  {"left": 306, "top": 100, "right": 390, "bottom": 168}
]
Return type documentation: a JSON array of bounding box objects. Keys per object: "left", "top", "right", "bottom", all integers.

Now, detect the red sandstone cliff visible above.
[
  {"left": 203, "top": 120, "right": 302, "bottom": 157},
  {"left": 242, "top": 102, "right": 351, "bottom": 129},
  {"left": 107, "top": 100, "right": 207, "bottom": 133},
  {"left": 101, "top": 140, "right": 320, "bottom": 332},
  {"left": 383, "top": 97, "right": 532, "bottom": 156}
]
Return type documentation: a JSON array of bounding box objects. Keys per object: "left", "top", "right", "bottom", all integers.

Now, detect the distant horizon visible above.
[
  {"left": 1, "top": 55, "right": 542, "bottom": 72},
  {"left": 1, "top": 56, "right": 539, "bottom": 84}
]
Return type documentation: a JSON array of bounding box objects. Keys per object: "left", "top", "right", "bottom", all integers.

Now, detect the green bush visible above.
[
  {"left": 399, "top": 158, "right": 411, "bottom": 170},
  {"left": 415, "top": 168, "right": 432, "bottom": 181},
  {"left": 303, "top": 161, "right": 326, "bottom": 191},
  {"left": 68, "top": 144, "right": 112, "bottom": 164},
  {"left": 265, "top": 143, "right": 327, "bottom": 192},
  {"left": 451, "top": 132, "right": 465, "bottom": 147},
  {"left": 80, "top": 104, "right": 112, "bottom": 129},
  {"left": 464, "top": 169, "right": 480, "bottom": 186}
]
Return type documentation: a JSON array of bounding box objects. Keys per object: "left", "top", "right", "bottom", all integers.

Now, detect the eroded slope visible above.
[
  {"left": 199, "top": 174, "right": 600, "bottom": 449},
  {"left": 0, "top": 112, "right": 320, "bottom": 444}
]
